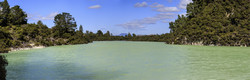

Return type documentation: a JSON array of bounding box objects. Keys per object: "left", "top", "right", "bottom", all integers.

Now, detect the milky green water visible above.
[{"left": 2, "top": 41, "right": 250, "bottom": 80}]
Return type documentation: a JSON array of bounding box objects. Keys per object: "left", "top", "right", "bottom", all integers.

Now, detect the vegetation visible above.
[
  {"left": 0, "top": 0, "right": 249, "bottom": 53},
  {"left": 0, "top": 0, "right": 91, "bottom": 53},
  {"left": 168, "top": 0, "right": 249, "bottom": 46},
  {"left": 0, "top": 55, "right": 7, "bottom": 80}
]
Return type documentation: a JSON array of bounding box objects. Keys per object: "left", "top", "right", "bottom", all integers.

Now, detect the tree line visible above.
[{"left": 0, "top": 0, "right": 249, "bottom": 53}]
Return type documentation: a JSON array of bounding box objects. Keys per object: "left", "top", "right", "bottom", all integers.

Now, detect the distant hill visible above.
[{"left": 118, "top": 33, "right": 128, "bottom": 36}]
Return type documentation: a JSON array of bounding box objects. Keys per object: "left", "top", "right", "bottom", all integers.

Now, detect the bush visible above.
[
  {"left": 0, "top": 48, "right": 10, "bottom": 53},
  {"left": 34, "top": 42, "right": 40, "bottom": 46}
]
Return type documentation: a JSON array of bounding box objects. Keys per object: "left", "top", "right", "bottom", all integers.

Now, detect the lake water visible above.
[{"left": 1, "top": 41, "right": 250, "bottom": 80}]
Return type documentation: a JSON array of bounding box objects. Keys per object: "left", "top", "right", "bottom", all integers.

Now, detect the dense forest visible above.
[
  {"left": 0, "top": 0, "right": 249, "bottom": 53},
  {"left": 168, "top": 0, "right": 249, "bottom": 46}
]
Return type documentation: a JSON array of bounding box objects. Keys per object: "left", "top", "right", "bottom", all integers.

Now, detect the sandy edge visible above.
[{"left": 9, "top": 46, "right": 46, "bottom": 52}]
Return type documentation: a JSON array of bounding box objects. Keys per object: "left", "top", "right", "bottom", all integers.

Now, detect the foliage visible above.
[
  {"left": 0, "top": 28, "right": 11, "bottom": 53},
  {"left": 9, "top": 5, "right": 27, "bottom": 25},
  {"left": 97, "top": 30, "right": 103, "bottom": 37},
  {"left": 52, "top": 12, "right": 77, "bottom": 38},
  {"left": 0, "top": 0, "right": 91, "bottom": 53},
  {"left": 0, "top": 0, "right": 10, "bottom": 26},
  {"left": 168, "top": 0, "right": 250, "bottom": 46},
  {"left": 79, "top": 25, "right": 83, "bottom": 32}
]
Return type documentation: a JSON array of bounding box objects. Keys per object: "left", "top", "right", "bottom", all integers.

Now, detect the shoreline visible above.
[
  {"left": 8, "top": 46, "right": 46, "bottom": 53},
  {"left": 2, "top": 41, "right": 248, "bottom": 54}
]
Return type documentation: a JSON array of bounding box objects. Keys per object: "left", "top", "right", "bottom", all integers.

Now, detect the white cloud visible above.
[
  {"left": 134, "top": 2, "right": 148, "bottom": 7},
  {"left": 150, "top": 3, "right": 180, "bottom": 12},
  {"left": 155, "top": 7, "right": 180, "bottom": 12},
  {"left": 117, "top": 13, "right": 175, "bottom": 29},
  {"left": 161, "top": 20, "right": 171, "bottom": 23},
  {"left": 179, "top": 13, "right": 187, "bottom": 16},
  {"left": 118, "top": 1, "right": 188, "bottom": 29},
  {"left": 27, "top": 13, "right": 34, "bottom": 20},
  {"left": 150, "top": 3, "right": 164, "bottom": 8},
  {"left": 39, "top": 12, "right": 59, "bottom": 20},
  {"left": 28, "top": 12, "right": 59, "bottom": 20},
  {"left": 178, "top": 0, "right": 192, "bottom": 9},
  {"left": 88, "top": 5, "right": 101, "bottom": 9}
]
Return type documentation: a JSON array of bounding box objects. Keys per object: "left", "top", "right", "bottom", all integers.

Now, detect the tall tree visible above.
[
  {"left": 37, "top": 20, "right": 49, "bottom": 37},
  {"left": 0, "top": 0, "right": 10, "bottom": 26},
  {"left": 9, "top": 5, "right": 27, "bottom": 25},
  {"left": 97, "top": 30, "right": 103, "bottom": 36},
  {"left": 52, "top": 12, "right": 77, "bottom": 38},
  {"left": 104, "top": 31, "right": 111, "bottom": 37},
  {"left": 132, "top": 33, "right": 136, "bottom": 37},
  {"left": 127, "top": 33, "right": 132, "bottom": 38},
  {"left": 79, "top": 25, "right": 83, "bottom": 33}
]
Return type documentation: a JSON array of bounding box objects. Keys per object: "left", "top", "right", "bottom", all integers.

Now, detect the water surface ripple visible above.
[{"left": 2, "top": 41, "right": 250, "bottom": 80}]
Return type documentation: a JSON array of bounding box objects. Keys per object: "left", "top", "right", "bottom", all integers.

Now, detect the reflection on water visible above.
[{"left": 0, "top": 55, "right": 7, "bottom": 80}]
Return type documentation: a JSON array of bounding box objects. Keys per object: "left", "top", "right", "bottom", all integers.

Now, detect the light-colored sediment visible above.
[{"left": 9, "top": 46, "right": 45, "bottom": 52}]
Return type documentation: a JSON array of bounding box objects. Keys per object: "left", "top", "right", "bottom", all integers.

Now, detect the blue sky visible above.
[{"left": 5, "top": 0, "right": 192, "bottom": 35}]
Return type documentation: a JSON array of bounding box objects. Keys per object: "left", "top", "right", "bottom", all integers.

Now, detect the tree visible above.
[
  {"left": 0, "top": 0, "right": 10, "bottom": 26},
  {"left": 104, "top": 31, "right": 111, "bottom": 37},
  {"left": 167, "top": 0, "right": 250, "bottom": 46},
  {"left": 9, "top": 25, "right": 24, "bottom": 46},
  {"left": 9, "top": 5, "right": 27, "bottom": 25},
  {"left": 132, "top": 33, "right": 136, "bottom": 37},
  {"left": 52, "top": 12, "right": 77, "bottom": 38},
  {"left": 0, "top": 29, "right": 11, "bottom": 53},
  {"left": 37, "top": 20, "right": 49, "bottom": 37},
  {"left": 79, "top": 25, "right": 83, "bottom": 33},
  {"left": 0, "top": 2, "right": 97, "bottom": 53},
  {"left": 127, "top": 33, "right": 132, "bottom": 38},
  {"left": 0, "top": 55, "right": 7, "bottom": 79},
  {"left": 23, "top": 24, "right": 39, "bottom": 40},
  {"left": 97, "top": 30, "right": 103, "bottom": 36}
]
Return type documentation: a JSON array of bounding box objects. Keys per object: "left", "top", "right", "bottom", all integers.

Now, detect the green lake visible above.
[{"left": 1, "top": 41, "right": 250, "bottom": 80}]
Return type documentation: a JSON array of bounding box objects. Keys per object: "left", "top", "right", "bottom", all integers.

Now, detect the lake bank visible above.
[
  {"left": 9, "top": 46, "right": 45, "bottom": 53},
  {"left": 1, "top": 40, "right": 248, "bottom": 54}
]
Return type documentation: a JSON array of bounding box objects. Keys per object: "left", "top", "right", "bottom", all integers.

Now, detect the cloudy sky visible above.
[{"left": 5, "top": 0, "right": 192, "bottom": 35}]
